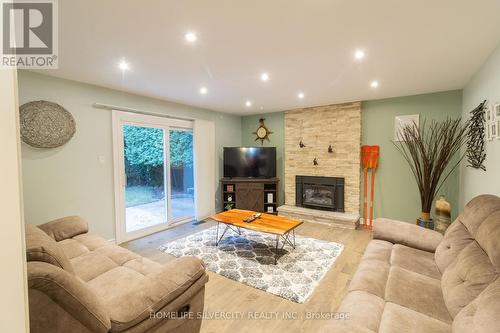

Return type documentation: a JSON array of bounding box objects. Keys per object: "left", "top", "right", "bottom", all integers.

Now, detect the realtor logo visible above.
[{"left": 1, "top": 0, "right": 58, "bottom": 68}]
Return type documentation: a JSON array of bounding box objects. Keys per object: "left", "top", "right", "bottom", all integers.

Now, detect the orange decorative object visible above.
[{"left": 361, "top": 145, "right": 380, "bottom": 229}]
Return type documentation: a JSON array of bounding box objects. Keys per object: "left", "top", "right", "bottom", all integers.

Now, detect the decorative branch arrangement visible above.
[
  {"left": 392, "top": 118, "right": 469, "bottom": 221},
  {"left": 466, "top": 100, "right": 487, "bottom": 171}
]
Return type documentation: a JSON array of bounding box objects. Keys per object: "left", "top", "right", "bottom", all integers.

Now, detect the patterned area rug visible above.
[{"left": 159, "top": 226, "right": 344, "bottom": 303}]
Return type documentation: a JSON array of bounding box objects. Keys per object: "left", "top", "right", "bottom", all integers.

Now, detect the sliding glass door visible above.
[
  {"left": 169, "top": 129, "right": 195, "bottom": 220},
  {"left": 112, "top": 111, "right": 195, "bottom": 242},
  {"left": 123, "top": 124, "right": 167, "bottom": 233}
]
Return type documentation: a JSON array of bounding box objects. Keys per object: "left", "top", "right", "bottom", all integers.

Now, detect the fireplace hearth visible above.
[{"left": 295, "top": 176, "right": 344, "bottom": 212}]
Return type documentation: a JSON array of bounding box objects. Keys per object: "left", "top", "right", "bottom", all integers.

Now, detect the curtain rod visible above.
[{"left": 92, "top": 102, "right": 195, "bottom": 121}]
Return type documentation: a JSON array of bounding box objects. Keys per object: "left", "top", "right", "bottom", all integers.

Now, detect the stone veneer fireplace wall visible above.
[{"left": 284, "top": 102, "right": 361, "bottom": 215}]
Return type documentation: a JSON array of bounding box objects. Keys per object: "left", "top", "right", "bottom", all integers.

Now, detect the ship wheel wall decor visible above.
[{"left": 252, "top": 118, "right": 273, "bottom": 145}]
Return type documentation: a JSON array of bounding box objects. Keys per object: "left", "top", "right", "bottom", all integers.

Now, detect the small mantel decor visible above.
[
  {"left": 393, "top": 118, "right": 468, "bottom": 229},
  {"left": 19, "top": 100, "right": 76, "bottom": 148}
]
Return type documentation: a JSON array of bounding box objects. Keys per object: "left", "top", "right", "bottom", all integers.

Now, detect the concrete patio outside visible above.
[{"left": 126, "top": 196, "right": 195, "bottom": 232}]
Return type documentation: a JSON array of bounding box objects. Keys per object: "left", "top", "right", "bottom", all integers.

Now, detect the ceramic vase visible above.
[
  {"left": 435, "top": 195, "right": 451, "bottom": 234},
  {"left": 416, "top": 211, "right": 434, "bottom": 230}
]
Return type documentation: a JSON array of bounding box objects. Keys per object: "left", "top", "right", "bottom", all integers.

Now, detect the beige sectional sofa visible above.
[
  {"left": 324, "top": 194, "right": 500, "bottom": 333},
  {"left": 25, "top": 216, "right": 208, "bottom": 333}
]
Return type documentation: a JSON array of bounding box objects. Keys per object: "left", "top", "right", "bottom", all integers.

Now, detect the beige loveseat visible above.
[
  {"left": 25, "top": 216, "right": 208, "bottom": 333},
  {"left": 325, "top": 194, "right": 500, "bottom": 333}
]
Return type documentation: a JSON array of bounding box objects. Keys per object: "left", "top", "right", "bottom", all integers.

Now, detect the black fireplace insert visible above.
[{"left": 295, "top": 175, "right": 344, "bottom": 212}]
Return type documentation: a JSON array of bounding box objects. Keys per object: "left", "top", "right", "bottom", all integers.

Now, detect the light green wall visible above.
[
  {"left": 241, "top": 112, "right": 285, "bottom": 205},
  {"left": 241, "top": 91, "right": 463, "bottom": 223},
  {"left": 18, "top": 71, "right": 241, "bottom": 240},
  {"left": 461, "top": 43, "right": 500, "bottom": 206},
  {"left": 362, "top": 90, "right": 463, "bottom": 222},
  {"left": 19, "top": 70, "right": 465, "bottom": 238}
]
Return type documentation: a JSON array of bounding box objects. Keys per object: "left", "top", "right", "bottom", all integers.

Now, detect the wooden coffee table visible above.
[{"left": 210, "top": 209, "right": 303, "bottom": 264}]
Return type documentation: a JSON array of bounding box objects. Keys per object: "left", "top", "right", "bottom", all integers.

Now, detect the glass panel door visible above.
[
  {"left": 123, "top": 125, "right": 167, "bottom": 232},
  {"left": 169, "top": 128, "right": 195, "bottom": 220},
  {"left": 113, "top": 110, "right": 195, "bottom": 243}
]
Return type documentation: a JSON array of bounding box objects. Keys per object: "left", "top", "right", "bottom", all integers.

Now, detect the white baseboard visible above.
[{"left": 107, "top": 238, "right": 116, "bottom": 245}]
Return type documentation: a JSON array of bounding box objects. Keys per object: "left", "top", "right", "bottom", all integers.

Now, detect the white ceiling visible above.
[{"left": 39, "top": 0, "right": 500, "bottom": 114}]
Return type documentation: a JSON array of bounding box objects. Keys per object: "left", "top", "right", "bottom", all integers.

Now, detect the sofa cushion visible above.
[
  {"left": 391, "top": 244, "right": 441, "bottom": 279},
  {"left": 435, "top": 221, "right": 474, "bottom": 273},
  {"left": 346, "top": 240, "right": 451, "bottom": 328},
  {"left": 349, "top": 240, "right": 444, "bottom": 299},
  {"left": 362, "top": 239, "right": 393, "bottom": 263},
  {"left": 441, "top": 241, "right": 497, "bottom": 317},
  {"left": 73, "top": 233, "right": 111, "bottom": 251},
  {"left": 59, "top": 232, "right": 207, "bottom": 331},
  {"left": 379, "top": 302, "right": 451, "bottom": 333},
  {"left": 123, "top": 257, "right": 163, "bottom": 276},
  {"left": 385, "top": 266, "right": 452, "bottom": 323},
  {"left": 318, "top": 322, "right": 375, "bottom": 333},
  {"left": 93, "top": 244, "right": 142, "bottom": 265},
  {"left": 348, "top": 258, "right": 390, "bottom": 299},
  {"left": 347, "top": 240, "right": 391, "bottom": 299},
  {"left": 373, "top": 218, "right": 443, "bottom": 253},
  {"left": 452, "top": 278, "right": 500, "bottom": 333},
  {"left": 71, "top": 251, "right": 120, "bottom": 282},
  {"left": 457, "top": 195, "right": 500, "bottom": 236},
  {"left": 28, "top": 261, "right": 111, "bottom": 333},
  {"left": 475, "top": 210, "right": 500, "bottom": 270},
  {"left": 337, "top": 290, "right": 385, "bottom": 332},
  {"left": 25, "top": 224, "right": 74, "bottom": 274},
  {"left": 58, "top": 238, "right": 92, "bottom": 259},
  {"left": 38, "top": 216, "right": 89, "bottom": 241},
  {"left": 92, "top": 257, "right": 207, "bottom": 332},
  {"left": 88, "top": 266, "right": 147, "bottom": 301},
  {"left": 64, "top": 233, "right": 161, "bottom": 282},
  {"left": 435, "top": 195, "right": 500, "bottom": 274}
]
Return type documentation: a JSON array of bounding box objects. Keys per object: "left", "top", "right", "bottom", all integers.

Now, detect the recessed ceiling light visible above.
[
  {"left": 118, "top": 60, "right": 130, "bottom": 71},
  {"left": 370, "top": 80, "right": 379, "bottom": 88},
  {"left": 298, "top": 92, "right": 305, "bottom": 99},
  {"left": 354, "top": 50, "right": 365, "bottom": 60},
  {"left": 245, "top": 100, "right": 252, "bottom": 107},
  {"left": 185, "top": 32, "right": 197, "bottom": 43},
  {"left": 260, "top": 72, "right": 269, "bottom": 82},
  {"left": 199, "top": 86, "right": 208, "bottom": 95}
]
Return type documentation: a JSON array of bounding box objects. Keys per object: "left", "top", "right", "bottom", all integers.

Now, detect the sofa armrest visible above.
[
  {"left": 373, "top": 218, "right": 443, "bottom": 253},
  {"left": 28, "top": 261, "right": 111, "bottom": 333},
  {"left": 38, "top": 216, "right": 88, "bottom": 241},
  {"left": 108, "top": 256, "right": 208, "bottom": 331}
]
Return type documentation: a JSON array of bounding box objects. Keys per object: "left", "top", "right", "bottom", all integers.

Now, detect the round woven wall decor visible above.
[{"left": 19, "top": 100, "right": 76, "bottom": 148}]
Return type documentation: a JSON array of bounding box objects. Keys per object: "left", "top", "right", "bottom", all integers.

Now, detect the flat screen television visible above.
[{"left": 223, "top": 147, "right": 276, "bottom": 178}]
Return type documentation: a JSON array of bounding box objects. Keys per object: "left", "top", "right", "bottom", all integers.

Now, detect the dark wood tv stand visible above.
[{"left": 220, "top": 178, "right": 279, "bottom": 214}]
